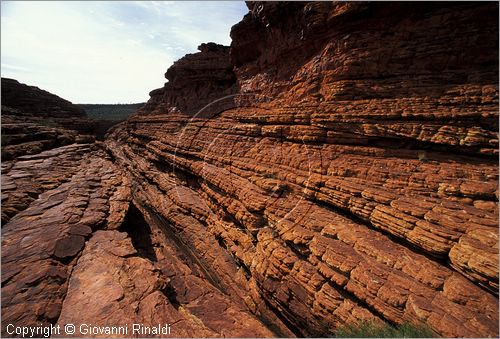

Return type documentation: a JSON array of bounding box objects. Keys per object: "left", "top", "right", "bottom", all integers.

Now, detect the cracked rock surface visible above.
[
  {"left": 1, "top": 146, "right": 130, "bottom": 335},
  {"left": 105, "top": 2, "right": 498, "bottom": 337},
  {"left": 1, "top": 2, "right": 499, "bottom": 338}
]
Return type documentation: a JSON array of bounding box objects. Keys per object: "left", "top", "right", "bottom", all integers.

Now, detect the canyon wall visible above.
[
  {"left": 1, "top": 78, "right": 95, "bottom": 161},
  {"left": 104, "top": 2, "right": 499, "bottom": 337},
  {"left": 0, "top": 77, "right": 131, "bottom": 336},
  {"left": 1, "top": 2, "right": 498, "bottom": 338},
  {"left": 1, "top": 78, "right": 98, "bottom": 224}
]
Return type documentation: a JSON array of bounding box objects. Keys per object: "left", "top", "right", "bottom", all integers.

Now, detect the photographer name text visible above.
[{"left": 6, "top": 323, "right": 172, "bottom": 337}]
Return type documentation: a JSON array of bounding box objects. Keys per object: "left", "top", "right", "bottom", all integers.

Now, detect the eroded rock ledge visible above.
[
  {"left": 106, "top": 2, "right": 498, "bottom": 337},
  {"left": 1, "top": 78, "right": 96, "bottom": 162},
  {"left": 1, "top": 2, "right": 498, "bottom": 338}
]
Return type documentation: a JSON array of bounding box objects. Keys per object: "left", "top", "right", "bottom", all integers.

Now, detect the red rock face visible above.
[
  {"left": 1, "top": 78, "right": 96, "bottom": 161},
  {"left": 1, "top": 145, "right": 131, "bottom": 334},
  {"left": 1, "top": 78, "right": 86, "bottom": 118},
  {"left": 138, "top": 42, "right": 237, "bottom": 117},
  {"left": 105, "top": 2, "right": 498, "bottom": 337},
  {"left": 1, "top": 78, "right": 99, "bottom": 224},
  {"left": 1, "top": 2, "right": 498, "bottom": 338}
]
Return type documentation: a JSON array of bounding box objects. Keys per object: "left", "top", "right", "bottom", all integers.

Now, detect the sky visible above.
[{"left": 1, "top": 1, "right": 248, "bottom": 104}]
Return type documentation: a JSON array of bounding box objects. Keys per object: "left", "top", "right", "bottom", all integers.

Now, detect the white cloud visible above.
[
  {"left": 1, "top": 1, "right": 247, "bottom": 103},
  {"left": 1, "top": 63, "right": 32, "bottom": 73}
]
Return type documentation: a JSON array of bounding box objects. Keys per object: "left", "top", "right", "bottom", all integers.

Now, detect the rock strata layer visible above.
[
  {"left": 1, "top": 2, "right": 498, "bottom": 338},
  {"left": 1, "top": 145, "right": 130, "bottom": 334},
  {"left": 106, "top": 2, "right": 499, "bottom": 337},
  {"left": 1, "top": 78, "right": 95, "bottom": 161},
  {"left": 140, "top": 43, "right": 237, "bottom": 117}
]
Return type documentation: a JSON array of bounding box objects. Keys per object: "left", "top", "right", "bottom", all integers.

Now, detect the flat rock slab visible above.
[
  {"left": 56, "top": 230, "right": 275, "bottom": 338},
  {"left": 1, "top": 147, "right": 130, "bottom": 336},
  {"left": 53, "top": 235, "right": 86, "bottom": 259}
]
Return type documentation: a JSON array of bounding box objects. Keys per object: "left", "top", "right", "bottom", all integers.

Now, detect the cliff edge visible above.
[
  {"left": 1, "top": 2, "right": 498, "bottom": 338},
  {"left": 105, "top": 2, "right": 499, "bottom": 337}
]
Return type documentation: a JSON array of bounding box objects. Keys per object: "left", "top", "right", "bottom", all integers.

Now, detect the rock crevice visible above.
[
  {"left": 1, "top": 2, "right": 498, "bottom": 338},
  {"left": 104, "top": 2, "right": 498, "bottom": 337}
]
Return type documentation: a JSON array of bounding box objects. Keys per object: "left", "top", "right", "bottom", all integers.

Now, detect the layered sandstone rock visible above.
[
  {"left": 1, "top": 143, "right": 289, "bottom": 337},
  {"left": 1, "top": 146, "right": 131, "bottom": 335},
  {"left": 138, "top": 43, "right": 237, "bottom": 117},
  {"left": 1, "top": 78, "right": 86, "bottom": 119},
  {"left": 1, "top": 144, "right": 92, "bottom": 223},
  {"left": 56, "top": 214, "right": 284, "bottom": 338},
  {"left": 105, "top": 2, "right": 498, "bottom": 337},
  {"left": 1, "top": 2, "right": 498, "bottom": 338},
  {"left": 1, "top": 78, "right": 100, "bottom": 223},
  {"left": 1, "top": 78, "right": 95, "bottom": 160}
]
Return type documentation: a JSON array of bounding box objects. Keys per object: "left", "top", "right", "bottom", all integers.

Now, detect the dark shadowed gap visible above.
[{"left": 120, "top": 203, "right": 158, "bottom": 262}]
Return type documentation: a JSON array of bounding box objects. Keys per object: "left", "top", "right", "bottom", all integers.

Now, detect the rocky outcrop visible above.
[
  {"left": 231, "top": 2, "right": 498, "bottom": 155},
  {"left": 1, "top": 146, "right": 131, "bottom": 335},
  {"left": 1, "top": 79, "right": 99, "bottom": 223},
  {"left": 1, "top": 144, "right": 93, "bottom": 223},
  {"left": 1, "top": 143, "right": 287, "bottom": 338},
  {"left": 1, "top": 2, "right": 498, "bottom": 338},
  {"left": 56, "top": 216, "right": 283, "bottom": 338},
  {"left": 1, "top": 73, "right": 284, "bottom": 337},
  {"left": 105, "top": 2, "right": 498, "bottom": 337},
  {"left": 1, "top": 78, "right": 95, "bottom": 161},
  {"left": 1, "top": 78, "right": 86, "bottom": 118},
  {"left": 138, "top": 43, "right": 237, "bottom": 117}
]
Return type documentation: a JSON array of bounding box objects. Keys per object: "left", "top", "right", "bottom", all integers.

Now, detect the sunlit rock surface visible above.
[{"left": 1, "top": 2, "right": 498, "bottom": 338}]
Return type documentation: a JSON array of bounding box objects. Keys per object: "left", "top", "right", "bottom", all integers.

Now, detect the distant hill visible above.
[{"left": 77, "top": 103, "right": 144, "bottom": 121}]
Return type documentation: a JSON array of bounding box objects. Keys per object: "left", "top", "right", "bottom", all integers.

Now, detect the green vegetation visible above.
[
  {"left": 334, "top": 321, "right": 435, "bottom": 338},
  {"left": 77, "top": 103, "right": 144, "bottom": 121}
]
